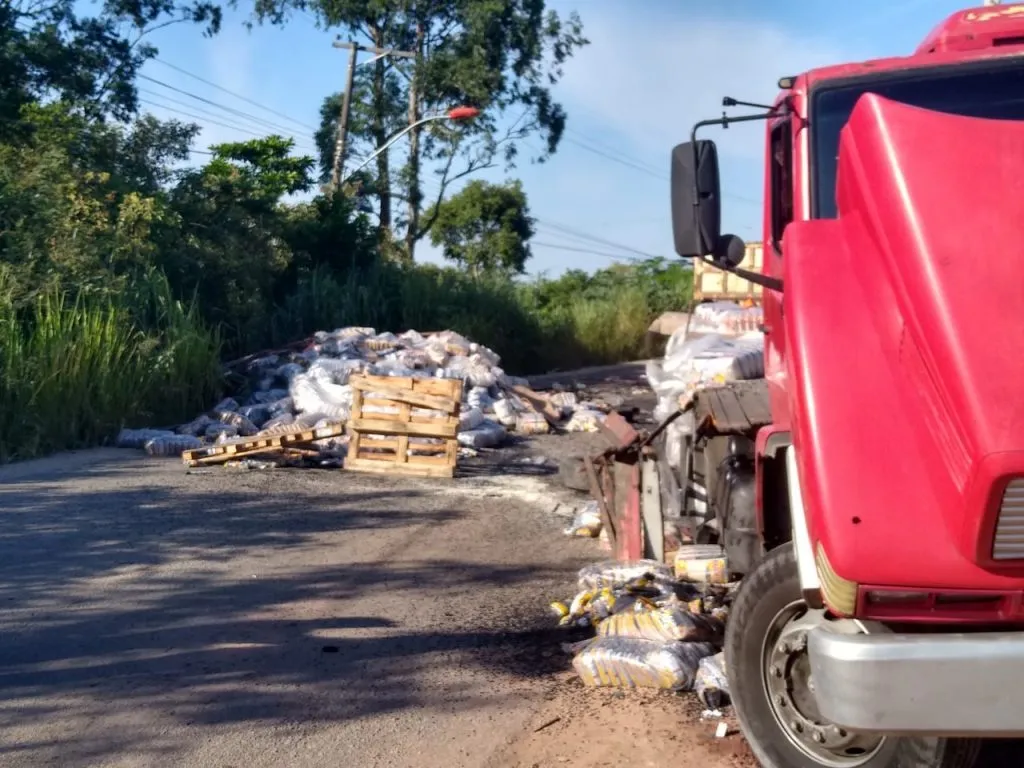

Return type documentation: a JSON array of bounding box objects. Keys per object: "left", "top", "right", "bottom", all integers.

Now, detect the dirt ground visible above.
[{"left": 488, "top": 683, "right": 755, "bottom": 768}]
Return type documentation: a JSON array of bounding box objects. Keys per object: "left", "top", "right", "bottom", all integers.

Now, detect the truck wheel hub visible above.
[{"left": 761, "top": 601, "right": 885, "bottom": 766}]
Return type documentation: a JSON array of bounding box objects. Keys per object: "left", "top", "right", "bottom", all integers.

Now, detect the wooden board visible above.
[
  {"left": 509, "top": 384, "right": 562, "bottom": 426},
  {"left": 344, "top": 374, "right": 463, "bottom": 479},
  {"left": 181, "top": 422, "right": 346, "bottom": 466},
  {"left": 695, "top": 379, "right": 772, "bottom": 434}
]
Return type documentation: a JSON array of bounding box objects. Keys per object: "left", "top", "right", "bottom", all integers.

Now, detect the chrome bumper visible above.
[{"left": 808, "top": 627, "right": 1024, "bottom": 737}]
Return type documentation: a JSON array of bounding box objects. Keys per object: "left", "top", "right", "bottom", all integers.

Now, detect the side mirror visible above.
[{"left": 671, "top": 140, "right": 721, "bottom": 259}]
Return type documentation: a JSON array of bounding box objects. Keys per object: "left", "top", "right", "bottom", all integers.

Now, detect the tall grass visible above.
[
  {"left": 263, "top": 263, "right": 658, "bottom": 375},
  {"left": 567, "top": 286, "right": 653, "bottom": 366},
  {"left": 0, "top": 274, "right": 222, "bottom": 462}
]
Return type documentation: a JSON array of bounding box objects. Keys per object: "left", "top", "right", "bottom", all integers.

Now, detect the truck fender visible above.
[{"left": 784, "top": 446, "right": 824, "bottom": 607}]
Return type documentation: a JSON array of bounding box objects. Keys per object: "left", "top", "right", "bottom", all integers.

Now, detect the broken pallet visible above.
[
  {"left": 345, "top": 374, "right": 463, "bottom": 479},
  {"left": 181, "top": 422, "right": 346, "bottom": 466}
]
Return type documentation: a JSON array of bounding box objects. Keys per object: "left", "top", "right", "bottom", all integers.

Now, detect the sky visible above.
[{"left": 131, "top": 0, "right": 978, "bottom": 277}]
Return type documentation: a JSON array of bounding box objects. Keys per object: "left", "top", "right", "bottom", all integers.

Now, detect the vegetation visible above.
[
  {"left": 428, "top": 180, "right": 534, "bottom": 277},
  {"left": 0, "top": 0, "right": 693, "bottom": 462}
]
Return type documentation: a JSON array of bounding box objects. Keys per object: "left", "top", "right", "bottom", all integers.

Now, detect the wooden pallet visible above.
[
  {"left": 181, "top": 422, "right": 346, "bottom": 466},
  {"left": 694, "top": 379, "right": 772, "bottom": 434},
  {"left": 345, "top": 374, "right": 463, "bottom": 478}
]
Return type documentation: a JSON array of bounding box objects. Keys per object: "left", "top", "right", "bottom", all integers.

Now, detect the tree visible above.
[
  {"left": 2, "top": 0, "right": 221, "bottom": 129},
  {"left": 427, "top": 179, "right": 533, "bottom": 277},
  {"left": 161, "top": 136, "right": 316, "bottom": 335},
  {"left": 252, "top": 0, "right": 587, "bottom": 260},
  {"left": 0, "top": 102, "right": 198, "bottom": 300}
]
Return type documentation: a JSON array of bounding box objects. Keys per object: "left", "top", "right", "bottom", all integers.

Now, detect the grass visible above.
[
  {"left": 0, "top": 273, "right": 222, "bottom": 462},
  {"left": 0, "top": 262, "right": 682, "bottom": 462},
  {"left": 263, "top": 263, "right": 659, "bottom": 375}
]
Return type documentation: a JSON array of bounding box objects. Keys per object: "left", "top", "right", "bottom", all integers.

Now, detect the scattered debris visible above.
[
  {"left": 117, "top": 326, "right": 618, "bottom": 467},
  {"left": 551, "top": 559, "right": 739, "bottom": 708},
  {"left": 577, "top": 559, "right": 674, "bottom": 592},
  {"left": 695, "top": 652, "right": 730, "bottom": 709},
  {"left": 533, "top": 716, "right": 562, "bottom": 733},
  {"left": 674, "top": 545, "right": 729, "bottom": 584},
  {"left": 564, "top": 501, "right": 602, "bottom": 538}
]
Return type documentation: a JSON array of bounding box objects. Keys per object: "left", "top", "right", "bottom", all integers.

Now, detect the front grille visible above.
[{"left": 992, "top": 479, "right": 1024, "bottom": 560}]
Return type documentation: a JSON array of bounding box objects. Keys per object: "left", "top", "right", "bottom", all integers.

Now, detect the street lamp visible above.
[{"left": 341, "top": 106, "right": 480, "bottom": 184}]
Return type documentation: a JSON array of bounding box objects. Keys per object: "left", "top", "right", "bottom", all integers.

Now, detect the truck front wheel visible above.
[{"left": 725, "top": 543, "right": 981, "bottom": 768}]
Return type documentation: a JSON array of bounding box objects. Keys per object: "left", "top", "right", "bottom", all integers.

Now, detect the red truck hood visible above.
[{"left": 785, "top": 93, "right": 1024, "bottom": 590}]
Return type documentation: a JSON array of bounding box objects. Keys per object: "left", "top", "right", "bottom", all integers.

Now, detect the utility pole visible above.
[{"left": 330, "top": 41, "right": 415, "bottom": 189}]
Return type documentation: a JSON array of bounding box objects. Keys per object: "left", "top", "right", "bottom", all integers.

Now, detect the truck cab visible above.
[{"left": 667, "top": 4, "right": 1024, "bottom": 767}]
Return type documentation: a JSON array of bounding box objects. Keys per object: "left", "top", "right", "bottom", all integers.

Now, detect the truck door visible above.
[{"left": 762, "top": 115, "right": 795, "bottom": 422}]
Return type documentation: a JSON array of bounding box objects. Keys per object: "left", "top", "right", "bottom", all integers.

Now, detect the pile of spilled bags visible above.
[
  {"left": 116, "top": 327, "right": 611, "bottom": 458},
  {"left": 645, "top": 301, "right": 765, "bottom": 471},
  {"left": 551, "top": 558, "right": 732, "bottom": 708}
]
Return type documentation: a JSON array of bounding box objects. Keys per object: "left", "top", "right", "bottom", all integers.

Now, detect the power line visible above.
[
  {"left": 534, "top": 219, "right": 658, "bottom": 259},
  {"left": 531, "top": 241, "right": 644, "bottom": 262},
  {"left": 562, "top": 130, "right": 762, "bottom": 207},
  {"left": 150, "top": 58, "right": 319, "bottom": 132},
  {"left": 565, "top": 127, "right": 664, "bottom": 176},
  {"left": 138, "top": 74, "right": 319, "bottom": 143},
  {"left": 136, "top": 87, "right": 315, "bottom": 142},
  {"left": 563, "top": 136, "right": 667, "bottom": 181},
  {"left": 139, "top": 98, "right": 316, "bottom": 153}
]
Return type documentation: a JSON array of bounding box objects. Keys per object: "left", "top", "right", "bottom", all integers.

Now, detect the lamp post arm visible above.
[{"left": 341, "top": 113, "right": 449, "bottom": 184}]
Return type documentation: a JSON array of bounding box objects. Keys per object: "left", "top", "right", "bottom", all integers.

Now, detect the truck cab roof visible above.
[{"left": 790, "top": 3, "right": 1024, "bottom": 93}]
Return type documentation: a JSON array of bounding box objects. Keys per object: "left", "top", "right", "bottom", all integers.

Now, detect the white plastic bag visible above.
[
  {"left": 458, "top": 407, "right": 485, "bottom": 431},
  {"left": 457, "top": 419, "right": 507, "bottom": 448}
]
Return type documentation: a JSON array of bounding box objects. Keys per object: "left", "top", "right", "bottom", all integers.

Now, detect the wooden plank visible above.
[
  {"left": 348, "top": 387, "right": 365, "bottom": 460},
  {"left": 181, "top": 422, "right": 346, "bottom": 466},
  {"left": 709, "top": 387, "right": 750, "bottom": 431},
  {"left": 344, "top": 456, "right": 454, "bottom": 478},
  {"left": 509, "top": 384, "right": 562, "bottom": 426},
  {"left": 353, "top": 374, "right": 462, "bottom": 399},
  {"left": 351, "top": 381, "right": 459, "bottom": 413},
  {"left": 396, "top": 401, "right": 411, "bottom": 464},
  {"left": 734, "top": 380, "right": 772, "bottom": 426},
  {"left": 349, "top": 417, "right": 457, "bottom": 439}
]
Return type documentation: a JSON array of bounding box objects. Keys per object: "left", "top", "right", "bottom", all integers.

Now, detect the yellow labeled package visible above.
[
  {"left": 577, "top": 559, "right": 673, "bottom": 592},
  {"left": 572, "top": 637, "right": 716, "bottom": 691},
  {"left": 596, "top": 606, "right": 724, "bottom": 644}
]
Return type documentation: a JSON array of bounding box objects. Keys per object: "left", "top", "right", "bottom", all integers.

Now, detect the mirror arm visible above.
[
  {"left": 700, "top": 256, "right": 784, "bottom": 293},
  {"left": 689, "top": 108, "right": 788, "bottom": 234}
]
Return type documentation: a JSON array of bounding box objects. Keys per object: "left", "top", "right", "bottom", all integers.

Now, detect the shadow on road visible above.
[
  {"left": 0, "top": 455, "right": 591, "bottom": 766},
  {"left": 1, "top": 452, "right": 1019, "bottom": 768}
]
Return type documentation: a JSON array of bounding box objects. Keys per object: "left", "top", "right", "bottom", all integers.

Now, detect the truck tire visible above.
[{"left": 725, "top": 543, "right": 981, "bottom": 768}]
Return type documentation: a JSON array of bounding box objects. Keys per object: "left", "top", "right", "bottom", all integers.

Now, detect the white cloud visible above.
[{"left": 555, "top": 7, "right": 853, "bottom": 163}]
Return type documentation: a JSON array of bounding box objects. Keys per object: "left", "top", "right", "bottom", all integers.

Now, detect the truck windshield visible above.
[{"left": 812, "top": 61, "right": 1024, "bottom": 219}]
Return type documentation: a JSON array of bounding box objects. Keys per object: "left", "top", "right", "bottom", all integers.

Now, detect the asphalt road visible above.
[
  {"left": 0, "top": 448, "right": 595, "bottom": 768},
  {"left": 3, "top": 440, "right": 1022, "bottom": 768}
]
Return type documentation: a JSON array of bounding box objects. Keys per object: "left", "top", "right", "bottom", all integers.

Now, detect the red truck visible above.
[{"left": 667, "top": 3, "right": 1024, "bottom": 767}]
